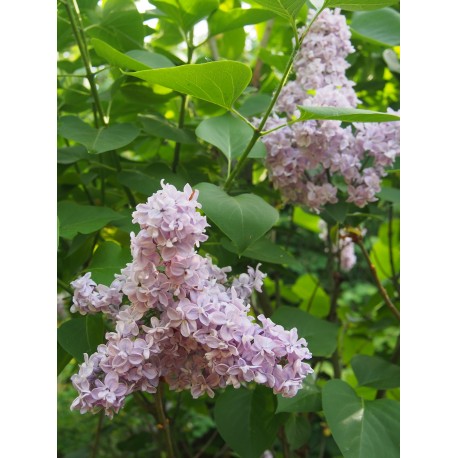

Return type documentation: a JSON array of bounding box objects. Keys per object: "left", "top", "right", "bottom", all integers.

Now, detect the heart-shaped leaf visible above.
[
  {"left": 58, "top": 116, "right": 140, "bottom": 154},
  {"left": 351, "top": 355, "right": 400, "bottom": 389},
  {"left": 296, "top": 106, "right": 400, "bottom": 123},
  {"left": 322, "top": 380, "right": 400, "bottom": 458},
  {"left": 215, "top": 385, "right": 286, "bottom": 458},
  {"left": 57, "top": 315, "right": 106, "bottom": 363},
  {"left": 196, "top": 113, "right": 264, "bottom": 162},
  {"left": 351, "top": 8, "right": 400, "bottom": 47},
  {"left": 127, "top": 61, "right": 252, "bottom": 110},
  {"left": 92, "top": 38, "right": 174, "bottom": 70},
  {"left": 195, "top": 183, "right": 279, "bottom": 253},
  {"left": 324, "top": 0, "right": 400, "bottom": 11},
  {"left": 271, "top": 306, "right": 338, "bottom": 357}
]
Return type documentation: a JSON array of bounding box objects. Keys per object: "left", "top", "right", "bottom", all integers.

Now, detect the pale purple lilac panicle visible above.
[
  {"left": 262, "top": 8, "right": 400, "bottom": 212},
  {"left": 69, "top": 181, "right": 313, "bottom": 417}
]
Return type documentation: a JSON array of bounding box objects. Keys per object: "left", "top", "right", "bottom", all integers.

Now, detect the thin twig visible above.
[
  {"left": 388, "top": 204, "right": 401, "bottom": 297},
  {"left": 355, "top": 239, "right": 400, "bottom": 320},
  {"left": 192, "top": 430, "right": 219, "bottom": 458},
  {"left": 223, "top": 7, "right": 325, "bottom": 192},
  {"left": 90, "top": 411, "right": 104, "bottom": 458}
]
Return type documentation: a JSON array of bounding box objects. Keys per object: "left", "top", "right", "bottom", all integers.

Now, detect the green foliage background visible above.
[{"left": 57, "top": 0, "right": 400, "bottom": 457}]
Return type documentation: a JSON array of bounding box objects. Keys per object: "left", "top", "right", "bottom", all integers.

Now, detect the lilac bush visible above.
[
  {"left": 70, "top": 182, "right": 313, "bottom": 418},
  {"left": 262, "top": 8, "right": 400, "bottom": 212}
]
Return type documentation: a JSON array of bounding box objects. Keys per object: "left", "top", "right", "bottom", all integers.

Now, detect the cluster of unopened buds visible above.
[
  {"left": 262, "top": 8, "right": 400, "bottom": 212},
  {"left": 69, "top": 182, "right": 313, "bottom": 418}
]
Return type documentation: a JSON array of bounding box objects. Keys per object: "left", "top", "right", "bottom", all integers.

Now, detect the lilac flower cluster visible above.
[
  {"left": 262, "top": 8, "right": 400, "bottom": 212},
  {"left": 319, "top": 221, "right": 357, "bottom": 272},
  {"left": 70, "top": 182, "right": 313, "bottom": 418}
]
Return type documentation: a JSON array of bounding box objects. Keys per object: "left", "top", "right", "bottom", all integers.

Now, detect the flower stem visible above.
[
  {"left": 223, "top": 7, "right": 325, "bottom": 192},
  {"left": 154, "top": 383, "right": 175, "bottom": 458}
]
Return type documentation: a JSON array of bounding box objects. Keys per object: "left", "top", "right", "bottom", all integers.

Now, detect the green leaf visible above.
[
  {"left": 58, "top": 116, "right": 140, "bottom": 154},
  {"left": 276, "top": 377, "right": 322, "bottom": 413},
  {"left": 293, "top": 274, "right": 330, "bottom": 318},
  {"left": 376, "top": 186, "right": 400, "bottom": 204},
  {"left": 271, "top": 307, "right": 338, "bottom": 357},
  {"left": 322, "top": 380, "right": 400, "bottom": 458},
  {"left": 57, "top": 342, "right": 73, "bottom": 376},
  {"left": 57, "top": 315, "right": 106, "bottom": 363},
  {"left": 215, "top": 385, "right": 285, "bottom": 458},
  {"left": 127, "top": 61, "right": 252, "bottom": 110},
  {"left": 117, "top": 164, "right": 188, "bottom": 196},
  {"left": 208, "top": 8, "right": 276, "bottom": 36},
  {"left": 292, "top": 207, "right": 322, "bottom": 233},
  {"left": 285, "top": 414, "right": 311, "bottom": 450},
  {"left": 297, "top": 106, "right": 400, "bottom": 123},
  {"left": 86, "top": 0, "right": 144, "bottom": 51},
  {"left": 196, "top": 113, "right": 260, "bottom": 163},
  {"left": 351, "top": 8, "right": 400, "bottom": 47},
  {"left": 140, "top": 115, "right": 196, "bottom": 144},
  {"left": 238, "top": 93, "right": 272, "bottom": 117},
  {"left": 58, "top": 201, "right": 124, "bottom": 239},
  {"left": 221, "top": 237, "right": 297, "bottom": 266},
  {"left": 87, "top": 241, "right": 131, "bottom": 285},
  {"left": 195, "top": 183, "right": 279, "bottom": 253},
  {"left": 92, "top": 38, "right": 174, "bottom": 70},
  {"left": 57, "top": 145, "right": 91, "bottom": 164},
  {"left": 351, "top": 355, "right": 400, "bottom": 389},
  {"left": 324, "top": 0, "right": 399, "bottom": 11},
  {"left": 152, "top": 0, "right": 219, "bottom": 32},
  {"left": 251, "top": 0, "right": 306, "bottom": 24},
  {"left": 322, "top": 201, "right": 350, "bottom": 223}
]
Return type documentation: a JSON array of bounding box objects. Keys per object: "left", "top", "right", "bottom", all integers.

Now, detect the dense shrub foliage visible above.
[{"left": 57, "top": 0, "right": 400, "bottom": 457}]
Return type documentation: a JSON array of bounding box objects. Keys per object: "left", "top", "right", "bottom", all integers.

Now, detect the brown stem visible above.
[
  {"left": 90, "top": 411, "right": 104, "bottom": 458},
  {"left": 388, "top": 205, "right": 401, "bottom": 297},
  {"left": 154, "top": 383, "right": 176, "bottom": 458},
  {"left": 355, "top": 240, "right": 400, "bottom": 321}
]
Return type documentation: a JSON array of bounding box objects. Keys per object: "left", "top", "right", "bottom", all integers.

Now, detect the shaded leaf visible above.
[
  {"left": 351, "top": 355, "right": 400, "bottom": 389},
  {"left": 285, "top": 414, "right": 311, "bottom": 450},
  {"left": 215, "top": 385, "right": 285, "bottom": 458},
  {"left": 271, "top": 307, "right": 338, "bottom": 357},
  {"left": 140, "top": 115, "right": 196, "bottom": 144},
  {"left": 277, "top": 377, "right": 322, "bottom": 413},
  {"left": 57, "top": 342, "right": 73, "bottom": 376},
  {"left": 293, "top": 274, "right": 330, "bottom": 318},
  {"left": 351, "top": 8, "right": 400, "bottom": 47},
  {"left": 221, "top": 237, "right": 297, "bottom": 266},
  {"left": 57, "top": 315, "right": 105, "bottom": 363},
  {"left": 195, "top": 183, "right": 279, "bottom": 253},
  {"left": 87, "top": 241, "right": 131, "bottom": 285},
  {"left": 58, "top": 201, "right": 124, "bottom": 239},
  {"left": 322, "top": 380, "right": 400, "bottom": 458},
  {"left": 58, "top": 116, "right": 140, "bottom": 154}
]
